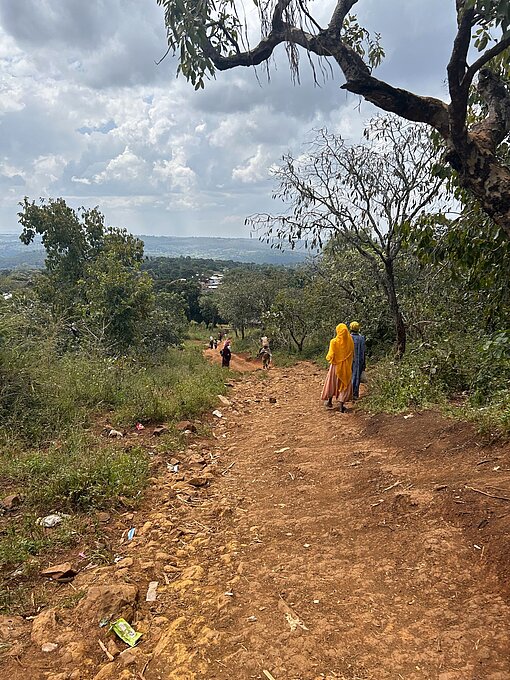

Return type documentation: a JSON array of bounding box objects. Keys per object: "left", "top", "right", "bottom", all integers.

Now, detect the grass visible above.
[
  {"left": 0, "top": 341, "right": 228, "bottom": 602},
  {"left": 360, "top": 343, "right": 510, "bottom": 437}
]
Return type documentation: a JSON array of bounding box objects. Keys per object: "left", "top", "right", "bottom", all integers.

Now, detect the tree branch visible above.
[
  {"left": 472, "top": 68, "right": 510, "bottom": 150},
  {"left": 464, "top": 34, "right": 510, "bottom": 87}
]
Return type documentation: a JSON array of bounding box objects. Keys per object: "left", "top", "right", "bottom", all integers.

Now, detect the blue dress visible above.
[{"left": 351, "top": 333, "right": 366, "bottom": 398}]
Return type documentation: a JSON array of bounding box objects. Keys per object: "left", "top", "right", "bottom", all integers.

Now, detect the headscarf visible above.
[
  {"left": 349, "top": 321, "right": 360, "bottom": 333},
  {"left": 326, "top": 323, "right": 354, "bottom": 390}
]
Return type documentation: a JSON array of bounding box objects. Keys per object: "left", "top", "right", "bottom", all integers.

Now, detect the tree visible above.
[
  {"left": 80, "top": 251, "right": 155, "bottom": 351},
  {"left": 18, "top": 197, "right": 144, "bottom": 311},
  {"left": 199, "top": 292, "right": 221, "bottom": 327},
  {"left": 157, "top": 0, "right": 510, "bottom": 240},
  {"left": 250, "top": 117, "right": 445, "bottom": 355},
  {"left": 215, "top": 269, "right": 264, "bottom": 338},
  {"left": 268, "top": 285, "right": 316, "bottom": 352}
]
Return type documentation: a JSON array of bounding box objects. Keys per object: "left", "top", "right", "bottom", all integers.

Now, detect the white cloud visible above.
[{"left": 0, "top": 0, "right": 458, "bottom": 237}]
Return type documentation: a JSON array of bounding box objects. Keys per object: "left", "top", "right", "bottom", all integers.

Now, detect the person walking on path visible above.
[
  {"left": 350, "top": 321, "right": 366, "bottom": 400},
  {"left": 321, "top": 323, "right": 354, "bottom": 411},
  {"left": 209, "top": 335, "right": 214, "bottom": 349},
  {"left": 220, "top": 339, "right": 232, "bottom": 368}
]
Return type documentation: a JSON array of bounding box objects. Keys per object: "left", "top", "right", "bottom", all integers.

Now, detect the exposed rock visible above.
[
  {"left": 96, "top": 512, "right": 111, "bottom": 523},
  {"left": 140, "top": 560, "right": 155, "bottom": 571},
  {"left": 118, "top": 646, "right": 148, "bottom": 667},
  {"left": 41, "top": 561, "right": 78, "bottom": 582},
  {"left": 59, "top": 640, "right": 86, "bottom": 664},
  {"left": 107, "top": 639, "right": 121, "bottom": 658},
  {"left": 176, "top": 420, "right": 197, "bottom": 433},
  {"left": 0, "top": 614, "right": 26, "bottom": 642},
  {"left": 31, "top": 608, "right": 60, "bottom": 646},
  {"left": 1, "top": 493, "right": 22, "bottom": 510},
  {"left": 115, "top": 557, "right": 133, "bottom": 569},
  {"left": 188, "top": 473, "right": 213, "bottom": 488},
  {"left": 41, "top": 642, "right": 58, "bottom": 652},
  {"left": 217, "top": 395, "right": 232, "bottom": 406},
  {"left": 153, "top": 425, "right": 169, "bottom": 436},
  {"left": 76, "top": 584, "right": 138, "bottom": 623}
]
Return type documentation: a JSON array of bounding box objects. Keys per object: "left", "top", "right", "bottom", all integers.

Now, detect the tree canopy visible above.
[{"left": 157, "top": 0, "right": 510, "bottom": 239}]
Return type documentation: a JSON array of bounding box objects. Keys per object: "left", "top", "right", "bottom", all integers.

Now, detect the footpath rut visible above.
[{"left": 2, "top": 361, "right": 510, "bottom": 680}]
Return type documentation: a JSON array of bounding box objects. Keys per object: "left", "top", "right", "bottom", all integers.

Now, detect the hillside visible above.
[{"left": 0, "top": 233, "right": 308, "bottom": 268}]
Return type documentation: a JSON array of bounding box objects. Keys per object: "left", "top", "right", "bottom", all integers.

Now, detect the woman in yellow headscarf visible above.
[{"left": 321, "top": 323, "right": 354, "bottom": 411}]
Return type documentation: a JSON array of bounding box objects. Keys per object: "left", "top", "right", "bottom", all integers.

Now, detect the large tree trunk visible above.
[
  {"left": 383, "top": 260, "right": 406, "bottom": 358},
  {"left": 447, "top": 140, "right": 510, "bottom": 237}
]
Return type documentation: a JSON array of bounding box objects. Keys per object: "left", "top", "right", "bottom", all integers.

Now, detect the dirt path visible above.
[{"left": 2, "top": 363, "right": 510, "bottom": 680}]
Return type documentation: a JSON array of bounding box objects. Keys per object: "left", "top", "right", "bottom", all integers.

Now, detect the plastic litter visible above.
[
  {"left": 212, "top": 410, "right": 223, "bottom": 418},
  {"left": 135, "top": 422, "right": 145, "bottom": 431},
  {"left": 110, "top": 618, "right": 142, "bottom": 647},
  {"left": 36, "top": 513, "right": 70, "bottom": 528},
  {"left": 127, "top": 528, "right": 136, "bottom": 541},
  {"left": 145, "top": 581, "right": 158, "bottom": 602}
]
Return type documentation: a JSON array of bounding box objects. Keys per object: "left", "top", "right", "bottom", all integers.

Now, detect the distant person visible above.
[
  {"left": 220, "top": 339, "right": 232, "bottom": 368},
  {"left": 321, "top": 323, "right": 354, "bottom": 412},
  {"left": 213, "top": 338, "right": 218, "bottom": 349},
  {"left": 350, "top": 321, "right": 366, "bottom": 400},
  {"left": 209, "top": 335, "right": 214, "bottom": 349},
  {"left": 261, "top": 333, "right": 269, "bottom": 347},
  {"left": 258, "top": 343, "right": 272, "bottom": 369}
]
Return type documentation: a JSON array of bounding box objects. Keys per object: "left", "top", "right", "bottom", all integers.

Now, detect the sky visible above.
[{"left": 0, "top": 0, "right": 457, "bottom": 238}]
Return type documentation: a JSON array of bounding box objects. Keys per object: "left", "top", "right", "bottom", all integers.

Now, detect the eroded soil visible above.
[{"left": 1, "top": 360, "right": 510, "bottom": 680}]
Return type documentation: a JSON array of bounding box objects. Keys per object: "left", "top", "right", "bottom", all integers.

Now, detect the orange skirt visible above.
[{"left": 321, "top": 364, "right": 353, "bottom": 402}]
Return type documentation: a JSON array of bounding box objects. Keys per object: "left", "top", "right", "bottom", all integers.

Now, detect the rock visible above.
[
  {"left": 115, "top": 557, "right": 133, "bottom": 569},
  {"left": 60, "top": 641, "right": 86, "bottom": 664},
  {"left": 108, "top": 429, "right": 123, "bottom": 438},
  {"left": 42, "top": 642, "right": 58, "bottom": 652},
  {"left": 31, "top": 608, "right": 60, "bottom": 646},
  {"left": 47, "top": 674, "right": 69, "bottom": 680},
  {"left": 269, "top": 397, "right": 277, "bottom": 404},
  {"left": 212, "top": 410, "right": 223, "bottom": 418},
  {"left": 92, "top": 664, "right": 118, "bottom": 680},
  {"left": 188, "top": 474, "right": 213, "bottom": 488},
  {"left": 163, "top": 565, "right": 180, "bottom": 573},
  {"left": 176, "top": 420, "right": 197, "bottom": 433},
  {"left": 76, "top": 584, "right": 138, "bottom": 623},
  {"left": 107, "top": 639, "right": 121, "bottom": 658},
  {"left": 96, "top": 512, "right": 111, "bottom": 523},
  {"left": 41, "top": 562, "right": 77, "bottom": 582},
  {"left": 155, "top": 552, "right": 173, "bottom": 562},
  {"left": 217, "top": 395, "right": 231, "bottom": 406},
  {"left": 152, "top": 425, "right": 168, "bottom": 436},
  {"left": 140, "top": 561, "right": 155, "bottom": 571},
  {"left": 1, "top": 493, "right": 22, "bottom": 510},
  {"left": 0, "top": 615, "right": 26, "bottom": 642},
  {"left": 118, "top": 646, "right": 143, "bottom": 667}
]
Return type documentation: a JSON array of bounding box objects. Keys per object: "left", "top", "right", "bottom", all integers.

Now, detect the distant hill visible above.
[{"left": 0, "top": 233, "right": 308, "bottom": 269}]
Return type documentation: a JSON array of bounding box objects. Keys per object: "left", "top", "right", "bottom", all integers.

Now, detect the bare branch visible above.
[{"left": 465, "top": 35, "right": 510, "bottom": 87}]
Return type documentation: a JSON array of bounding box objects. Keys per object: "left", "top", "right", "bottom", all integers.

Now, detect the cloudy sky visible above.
[{"left": 0, "top": 0, "right": 457, "bottom": 238}]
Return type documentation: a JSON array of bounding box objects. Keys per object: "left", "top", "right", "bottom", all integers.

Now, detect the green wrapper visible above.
[{"left": 110, "top": 618, "right": 142, "bottom": 647}]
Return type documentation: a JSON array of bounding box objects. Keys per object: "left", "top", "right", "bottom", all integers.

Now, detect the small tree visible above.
[{"left": 250, "top": 117, "right": 446, "bottom": 356}]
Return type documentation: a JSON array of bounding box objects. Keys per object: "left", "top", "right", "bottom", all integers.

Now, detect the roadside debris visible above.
[
  {"left": 110, "top": 618, "right": 142, "bottom": 647},
  {"left": 108, "top": 429, "right": 124, "bottom": 438},
  {"left": 145, "top": 581, "right": 159, "bottom": 602},
  {"left": 40, "top": 562, "right": 78, "bottom": 583},
  {"left": 36, "top": 513, "right": 70, "bottom": 528},
  {"left": 212, "top": 410, "right": 223, "bottom": 418}
]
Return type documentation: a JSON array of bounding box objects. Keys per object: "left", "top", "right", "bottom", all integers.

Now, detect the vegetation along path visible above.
[{"left": 2, "top": 362, "right": 510, "bottom": 680}]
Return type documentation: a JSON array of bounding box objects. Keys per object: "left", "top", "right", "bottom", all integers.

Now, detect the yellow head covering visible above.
[
  {"left": 326, "top": 323, "right": 354, "bottom": 390},
  {"left": 350, "top": 321, "right": 360, "bottom": 332}
]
